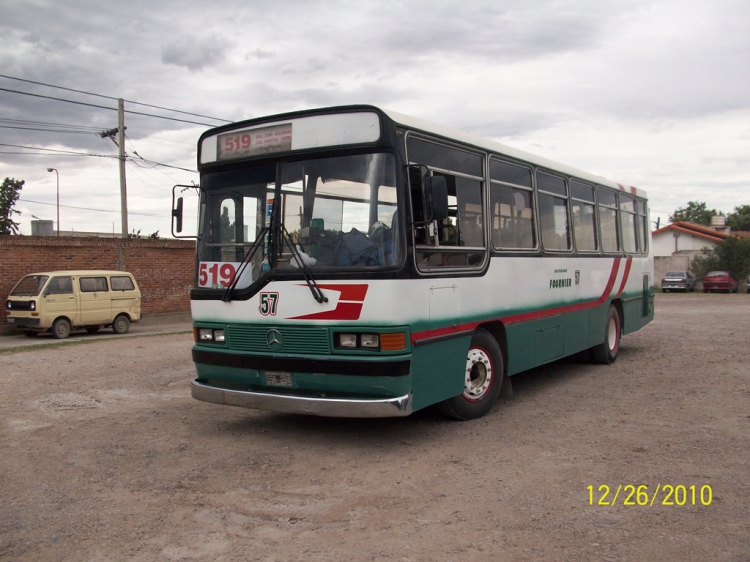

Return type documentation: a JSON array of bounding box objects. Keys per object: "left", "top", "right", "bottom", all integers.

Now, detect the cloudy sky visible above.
[{"left": 1, "top": 0, "right": 748, "bottom": 237}]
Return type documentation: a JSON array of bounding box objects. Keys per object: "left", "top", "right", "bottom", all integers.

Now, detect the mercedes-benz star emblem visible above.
[{"left": 266, "top": 329, "right": 283, "bottom": 350}]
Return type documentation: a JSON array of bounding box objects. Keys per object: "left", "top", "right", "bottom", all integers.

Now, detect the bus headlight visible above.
[
  {"left": 196, "top": 328, "right": 225, "bottom": 343},
  {"left": 339, "top": 334, "right": 358, "bottom": 348},
  {"left": 360, "top": 334, "right": 379, "bottom": 348}
]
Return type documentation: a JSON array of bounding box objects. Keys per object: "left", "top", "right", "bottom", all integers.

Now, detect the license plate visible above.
[{"left": 265, "top": 371, "right": 292, "bottom": 387}]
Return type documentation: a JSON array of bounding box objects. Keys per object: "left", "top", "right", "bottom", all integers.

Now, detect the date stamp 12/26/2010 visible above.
[{"left": 588, "top": 484, "right": 713, "bottom": 507}]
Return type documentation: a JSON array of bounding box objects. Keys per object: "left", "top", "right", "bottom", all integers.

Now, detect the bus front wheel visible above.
[
  {"left": 437, "top": 328, "right": 504, "bottom": 421},
  {"left": 592, "top": 305, "right": 620, "bottom": 364}
]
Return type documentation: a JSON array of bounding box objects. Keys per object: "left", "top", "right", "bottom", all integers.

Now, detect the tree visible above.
[
  {"left": 669, "top": 201, "right": 721, "bottom": 226},
  {"left": 691, "top": 236, "right": 750, "bottom": 282},
  {"left": 726, "top": 204, "right": 750, "bottom": 231},
  {"left": 0, "top": 177, "right": 24, "bottom": 235}
]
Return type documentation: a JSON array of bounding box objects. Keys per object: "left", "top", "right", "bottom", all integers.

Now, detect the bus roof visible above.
[{"left": 380, "top": 107, "right": 646, "bottom": 198}]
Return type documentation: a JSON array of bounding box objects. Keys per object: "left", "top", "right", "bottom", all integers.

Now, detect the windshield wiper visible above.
[
  {"left": 221, "top": 226, "right": 270, "bottom": 302},
  {"left": 280, "top": 224, "right": 328, "bottom": 304}
]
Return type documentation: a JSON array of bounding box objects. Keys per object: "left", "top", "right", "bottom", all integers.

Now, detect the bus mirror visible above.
[
  {"left": 171, "top": 184, "right": 200, "bottom": 239},
  {"left": 424, "top": 176, "right": 449, "bottom": 222},
  {"left": 172, "top": 197, "right": 184, "bottom": 233}
]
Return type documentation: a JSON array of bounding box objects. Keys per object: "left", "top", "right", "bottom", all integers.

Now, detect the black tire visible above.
[
  {"left": 22, "top": 330, "right": 38, "bottom": 338},
  {"left": 112, "top": 315, "right": 131, "bottom": 334},
  {"left": 85, "top": 326, "right": 101, "bottom": 334},
  {"left": 52, "top": 318, "right": 71, "bottom": 340},
  {"left": 437, "top": 328, "right": 504, "bottom": 421},
  {"left": 592, "top": 305, "right": 621, "bottom": 364}
]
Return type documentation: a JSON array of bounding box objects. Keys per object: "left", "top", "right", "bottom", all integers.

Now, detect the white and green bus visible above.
[{"left": 173, "top": 105, "right": 653, "bottom": 420}]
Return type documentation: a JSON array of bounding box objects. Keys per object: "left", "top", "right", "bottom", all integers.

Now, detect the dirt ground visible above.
[{"left": 1, "top": 294, "right": 748, "bottom": 561}]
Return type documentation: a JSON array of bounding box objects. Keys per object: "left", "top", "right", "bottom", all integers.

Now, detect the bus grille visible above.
[{"left": 226, "top": 325, "right": 331, "bottom": 355}]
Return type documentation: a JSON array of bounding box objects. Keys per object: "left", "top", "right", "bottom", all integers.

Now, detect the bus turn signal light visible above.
[{"left": 380, "top": 332, "right": 406, "bottom": 351}]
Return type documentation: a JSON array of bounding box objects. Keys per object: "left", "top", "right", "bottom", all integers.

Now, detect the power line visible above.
[
  {"left": 1, "top": 87, "right": 218, "bottom": 127},
  {"left": 0, "top": 74, "right": 231, "bottom": 123},
  {"left": 19, "top": 197, "right": 167, "bottom": 217},
  {"left": 0, "top": 143, "right": 119, "bottom": 158},
  {"left": 0, "top": 118, "right": 102, "bottom": 131},
  {"left": 0, "top": 125, "right": 98, "bottom": 135}
]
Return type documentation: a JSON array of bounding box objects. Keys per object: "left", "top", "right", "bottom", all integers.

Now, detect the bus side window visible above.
[
  {"left": 406, "top": 136, "right": 486, "bottom": 269},
  {"left": 598, "top": 188, "right": 620, "bottom": 253},
  {"left": 636, "top": 199, "right": 649, "bottom": 254},
  {"left": 619, "top": 194, "right": 638, "bottom": 254},
  {"left": 570, "top": 180, "right": 598, "bottom": 252},
  {"left": 490, "top": 159, "right": 535, "bottom": 250},
  {"left": 537, "top": 171, "right": 571, "bottom": 251}
]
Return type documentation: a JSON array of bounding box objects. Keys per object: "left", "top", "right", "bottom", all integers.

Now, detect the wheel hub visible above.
[{"left": 464, "top": 348, "right": 492, "bottom": 400}]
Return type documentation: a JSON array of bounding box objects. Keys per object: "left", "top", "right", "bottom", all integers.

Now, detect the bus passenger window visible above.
[
  {"left": 620, "top": 195, "right": 638, "bottom": 253},
  {"left": 537, "top": 172, "right": 570, "bottom": 251},
  {"left": 490, "top": 159, "right": 535, "bottom": 250},
  {"left": 598, "top": 188, "right": 620, "bottom": 253},
  {"left": 570, "top": 181, "right": 598, "bottom": 252},
  {"left": 636, "top": 199, "right": 649, "bottom": 254}
]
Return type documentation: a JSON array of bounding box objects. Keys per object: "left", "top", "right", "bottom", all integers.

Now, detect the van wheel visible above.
[
  {"left": 85, "top": 326, "right": 100, "bottom": 334},
  {"left": 112, "top": 315, "right": 130, "bottom": 334},
  {"left": 437, "top": 329, "right": 504, "bottom": 421},
  {"left": 52, "top": 318, "right": 71, "bottom": 339},
  {"left": 592, "top": 305, "right": 620, "bottom": 364}
]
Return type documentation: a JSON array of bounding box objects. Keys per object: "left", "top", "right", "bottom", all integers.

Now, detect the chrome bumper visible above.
[{"left": 191, "top": 380, "right": 413, "bottom": 418}]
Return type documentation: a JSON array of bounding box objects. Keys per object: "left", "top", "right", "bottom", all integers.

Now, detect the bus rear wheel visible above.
[
  {"left": 592, "top": 305, "right": 620, "bottom": 364},
  {"left": 437, "top": 328, "right": 504, "bottom": 420}
]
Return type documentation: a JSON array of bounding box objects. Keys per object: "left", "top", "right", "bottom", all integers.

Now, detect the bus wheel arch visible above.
[{"left": 437, "top": 327, "right": 504, "bottom": 420}]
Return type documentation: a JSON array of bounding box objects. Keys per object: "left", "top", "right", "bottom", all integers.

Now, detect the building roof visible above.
[{"left": 652, "top": 221, "right": 730, "bottom": 243}]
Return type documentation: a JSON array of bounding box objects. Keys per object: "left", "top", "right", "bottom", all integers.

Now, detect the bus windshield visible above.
[{"left": 196, "top": 152, "right": 399, "bottom": 289}]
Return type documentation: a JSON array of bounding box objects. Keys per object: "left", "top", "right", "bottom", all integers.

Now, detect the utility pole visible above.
[{"left": 118, "top": 98, "right": 128, "bottom": 238}]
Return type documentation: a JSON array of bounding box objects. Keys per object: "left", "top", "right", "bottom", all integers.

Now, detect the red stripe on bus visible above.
[
  {"left": 315, "top": 283, "right": 369, "bottom": 302},
  {"left": 410, "top": 258, "right": 623, "bottom": 345},
  {"left": 290, "top": 284, "right": 369, "bottom": 320},
  {"left": 614, "top": 257, "right": 632, "bottom": 298}
]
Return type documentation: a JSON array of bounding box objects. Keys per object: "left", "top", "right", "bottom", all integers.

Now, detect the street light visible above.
[{"left": 46, "top": 168, "right": 59, "bottom": 236}]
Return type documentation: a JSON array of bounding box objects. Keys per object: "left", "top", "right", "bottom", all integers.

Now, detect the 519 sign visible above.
[{"left": 198, "top": 261, "right": 238, "bottom": 288}]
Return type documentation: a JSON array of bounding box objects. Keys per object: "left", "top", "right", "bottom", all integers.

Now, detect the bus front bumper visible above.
[{"left": 191, "top": 380, "right": 413, "bottom": 418}]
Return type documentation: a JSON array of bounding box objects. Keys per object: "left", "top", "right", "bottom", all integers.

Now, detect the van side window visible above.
[
  {"left": 47, "top": 276, "right": 73, "bottom": 295},
  {"left": 111, "top": 276, "right": 136, "bottom": 291},
  {"left": 80, "top": 277, "right": 109, "bottom": 292}
]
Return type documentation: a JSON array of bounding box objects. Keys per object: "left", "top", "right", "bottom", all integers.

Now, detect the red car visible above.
[{"left": 702, "top": 271, "right": 738, "bottom": 293}]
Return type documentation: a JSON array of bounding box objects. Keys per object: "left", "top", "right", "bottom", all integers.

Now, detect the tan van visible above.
[{"left": 6, "top": 270, "right": 141, "bottom": 339}]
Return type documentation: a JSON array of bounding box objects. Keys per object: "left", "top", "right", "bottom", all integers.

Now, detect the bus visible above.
[{"left": 173, "top": 105, "right": 653, "bottom": 420}]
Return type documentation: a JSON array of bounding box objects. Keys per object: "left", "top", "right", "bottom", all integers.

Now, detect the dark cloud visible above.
[{"left": 161, "top": 36, "right": 233, "bottom": 72}]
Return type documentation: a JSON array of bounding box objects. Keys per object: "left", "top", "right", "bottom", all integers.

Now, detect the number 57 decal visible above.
[{"left": 259, "top": 292, "right": 279, "bottom": 316}]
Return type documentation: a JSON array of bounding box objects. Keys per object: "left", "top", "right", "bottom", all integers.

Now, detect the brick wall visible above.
[{"left": 1, "top": 235, "right": 195, "bottom": 325}]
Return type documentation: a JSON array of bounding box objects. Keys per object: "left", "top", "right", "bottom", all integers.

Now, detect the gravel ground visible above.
[{"left": 1, "top": 294, "right": 748, "bottom": 561}]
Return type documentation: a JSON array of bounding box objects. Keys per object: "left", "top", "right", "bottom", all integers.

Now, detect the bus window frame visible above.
[
  {"left": 488, "top": 156, "right": 538, "bottom": 252},
  {"left": 569, "top": 178, "right": 599, "bottom": 254},
  {"left": 619, "top": 193, "right": 639, "bottom": 255},
  {"left": 597, "top": 186, "right": 621, "bottom": 255},
  {"left": 536, "top": 169, "right": 573, "bottom": 254},
  {"left": 405, "top": 133, "right": 488, "bottom": 274}
]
